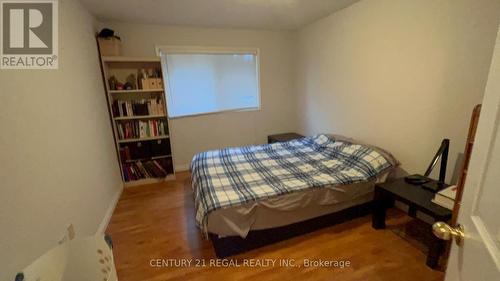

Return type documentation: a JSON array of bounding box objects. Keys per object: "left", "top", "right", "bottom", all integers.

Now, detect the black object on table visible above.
[
  {"left": 372, "top": 175, "right": 452, "bottom": 269},
  {"left": 267, "top": 133, "right": 304, "bottom": 144}
]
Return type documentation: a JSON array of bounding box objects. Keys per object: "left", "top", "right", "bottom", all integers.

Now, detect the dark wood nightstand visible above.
[
  {"left": 372, "top": 175, "right": 452, "bottom": 269},
  {"left": 267, "top": 133, "right": 304, "bottom": 144}
]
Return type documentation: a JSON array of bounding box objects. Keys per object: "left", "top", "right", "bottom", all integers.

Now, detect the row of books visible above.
[
  {"left": 112, "top": 98, "right": 165, "bottom": 117},
  {"left": 117, "top": 120, "right": 168, "bottom": 140},
  {"left": 122, "top": 159, "right": 172, "bottom": 182}
]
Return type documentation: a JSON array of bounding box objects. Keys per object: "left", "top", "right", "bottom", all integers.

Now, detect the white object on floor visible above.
[{"left": 15, "top": 235, "right": 117, "bottom": 281}]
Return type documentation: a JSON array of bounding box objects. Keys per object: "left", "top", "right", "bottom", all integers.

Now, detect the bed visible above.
[{"left": 190, "top": 134, "right": 398, "bottom": 257}]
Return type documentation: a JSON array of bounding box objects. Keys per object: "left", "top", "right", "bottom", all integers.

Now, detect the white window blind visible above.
[{"left": 159, "top": 48, "right": 260, "bottom": 118}]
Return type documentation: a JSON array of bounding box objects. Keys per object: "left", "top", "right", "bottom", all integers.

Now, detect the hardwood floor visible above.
[{"left": 107, "top": 172, "right": 445, "bottom": 281}]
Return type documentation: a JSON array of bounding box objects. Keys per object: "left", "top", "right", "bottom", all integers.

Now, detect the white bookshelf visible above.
[
  {"left": 109, "top": 89, "right": 164, "bottom": 94},
  {"left": 123, "top": 174, "right": 176, "bottom": 188},
  {"left": 98, "top": 55, "right": 176, "bottom": 187},
  {"left": 117, "top": 135, "right": 169, "bottom": 144},
  {"left": 124, "top": 154, "right": 172, "bottom": 163},
  {"left": 102, "top": 56, "right": 161, "bottom": 63}
]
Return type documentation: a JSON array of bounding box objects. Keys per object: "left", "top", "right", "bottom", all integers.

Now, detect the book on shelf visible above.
[
  {"left": 120, "top": 146, "right": 132, "bottom": 161},
  {"left": 122, "top": 158, "right": 173, "bottom": 182},
  {"left": 112, "top": 98, "right": 165, "bottom": 117},
  {"left": 431, "top": 185, "right": 457, "bottom": 210},
  {"left": 117, "top": 119, "right": 168, "bottom": 140}
]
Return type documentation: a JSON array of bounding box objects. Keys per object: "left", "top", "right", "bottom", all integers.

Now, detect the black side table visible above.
[
  {"left": 372, "top": 175, "right": 452, "bottom": 269},
  {"left": 267, "top": 133, "right": 304, "bottom": 144}
]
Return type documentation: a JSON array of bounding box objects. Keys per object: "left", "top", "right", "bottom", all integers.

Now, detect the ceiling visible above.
[{"left": 80, "top": 0, "right": 360, "bottom": 30}]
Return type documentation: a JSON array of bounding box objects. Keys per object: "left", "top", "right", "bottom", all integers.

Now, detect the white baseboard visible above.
[
  {"left": 175, "top": 163, "right": 190, "bottom": 172},
  {"left": 97, "top": 187, "right": 123, "bottom": 234}
]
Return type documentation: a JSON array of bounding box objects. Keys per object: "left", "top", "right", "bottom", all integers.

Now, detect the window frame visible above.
[{"left": 155, "top": 45, "right": 261, "bottom": 119}]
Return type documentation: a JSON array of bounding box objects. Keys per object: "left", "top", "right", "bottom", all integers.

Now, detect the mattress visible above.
[
  {"left": 207, "top": 172, "right": 389, "bottom": 238},
  {"left": 191, "top": 134, "right": 397, "bottom": 236}
]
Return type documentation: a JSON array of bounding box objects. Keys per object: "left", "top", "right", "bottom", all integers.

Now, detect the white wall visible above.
[
  {"left": 295, "top": 0, "right": 500, "bottom": 182},
  {"left": 0, "top": 0, "right": 122, "bottom": 279},
  {"left": 98, "top": 22, "right": 297, "bottom": 170}
]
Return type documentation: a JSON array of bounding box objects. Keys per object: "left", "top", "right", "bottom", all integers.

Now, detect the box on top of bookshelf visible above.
[{"left": 99, "top": 55, "right": 175, "bottom": 186}]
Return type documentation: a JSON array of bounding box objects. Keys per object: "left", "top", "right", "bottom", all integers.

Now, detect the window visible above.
[{"left": 158, "top": 46, "right": 260, "bottom": 118}]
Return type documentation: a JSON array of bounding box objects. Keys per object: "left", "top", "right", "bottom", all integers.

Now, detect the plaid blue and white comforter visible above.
[{"left": 191, "top": 134, "right": 393, "bottom": 235}]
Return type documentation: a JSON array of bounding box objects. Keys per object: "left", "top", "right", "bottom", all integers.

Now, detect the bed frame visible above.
[{"left": 209, "top": 200, "right": 373, "bottom": 257}]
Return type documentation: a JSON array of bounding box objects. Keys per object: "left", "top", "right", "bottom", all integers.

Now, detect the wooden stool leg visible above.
[{"left": 427, "top": 232, "right": 445, "bottom": 269}]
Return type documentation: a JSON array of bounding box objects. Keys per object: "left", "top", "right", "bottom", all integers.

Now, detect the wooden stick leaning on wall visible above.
[
  {"left": 441, "top": 104, "right": 481, "bottom": 268},
  {"left": 451, "top": 104, "right": 481, "bottom": 226}
]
